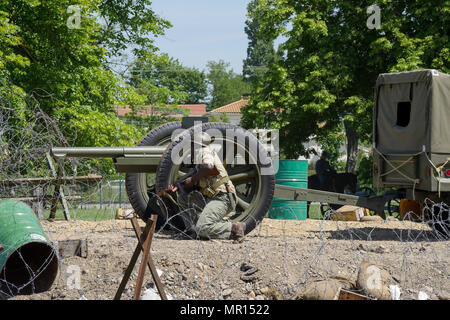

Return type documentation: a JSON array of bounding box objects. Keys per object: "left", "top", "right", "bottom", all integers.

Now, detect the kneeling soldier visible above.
[{"left": 167, "top": 132, "right": 245, "bottom": 243}]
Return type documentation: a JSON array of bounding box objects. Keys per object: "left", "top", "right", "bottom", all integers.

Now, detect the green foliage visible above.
[
  {"left": 122, "top": 113, "right": 180, "bottom": 132},
  {"left": 243, "top": 0, "right": 276, "bottom": 86},
  {"left": 206, "top": 60, "right": 251, "bottom": 109},
  {"left": 209, "top": 114, "right": 230, "bottom": 123},
  {"left": 241, "top": 0, "right": 449, "bottom": 161},
  {"left": 357, "top": 152, "right": 374, "bottom": 188},
  {"left": 129, "top": 53, "right": 208, "bottom": 105},
  {"left": 316, "top": 129, "right": 346, "bottom": 169},
  {"left": 0, "top": 0, "right": 172, "bottom": 176}
]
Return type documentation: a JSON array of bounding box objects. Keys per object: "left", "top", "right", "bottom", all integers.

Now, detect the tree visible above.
[
  {"left": 0, "top": 0, "right": 171, "bottom": 139},
  {"left": 129, "top": 53, "right": 208, "bottom": 105},
  {"left": 241, "top": 0, "right": 449, "bottom": 175},
  {"left": 206, "top": 60, "right": 251, "bottom": 109},
  {"left": 0, "top": 0, "right": 171, "bottom": 175},
  {"left": 243, "top": 0, "right": 276, "bottom": 86}
]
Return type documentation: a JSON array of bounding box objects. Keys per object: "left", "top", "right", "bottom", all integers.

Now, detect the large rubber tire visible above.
[
  {"left": 155, "top": 122, "right": 275, "bottom": 235},
  {"left": 125, "top": 121, "right": 183, "bottom": 229}
]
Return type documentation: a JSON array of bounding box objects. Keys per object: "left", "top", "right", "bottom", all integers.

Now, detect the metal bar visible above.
[
  {"left": 0, "top": 196, "right": 82, "bottom": 202},
  {"left": 133, "top": 214, "right": 158, "bottom": 300},
  {"left": 274, "top": 185, "right": 387, "bottom": 212},
  {"left": 113, "top": 241, "right": 141, "bottom": 300},
  {"left": 130, "top": 216, "right": 167, "bottom": 300},
  {"left": 113, "top": 218, "right": 155, "bottom": 300},
  {"left": 382, "top": 152, "right": 424, "bottom": 156},
  {"left": 51, "top": 146, "right": 167, "bottom": 159},
  {"left": 0, "top": 175, "right": 102, "bottom": 185}
]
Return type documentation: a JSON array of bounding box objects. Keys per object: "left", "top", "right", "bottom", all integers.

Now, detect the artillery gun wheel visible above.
[
  {"left": 125, "top": 121, "right": 185, "bottom": 231},
  {"left": 155, "top": 122, "right": 275, "bottom": 236}
]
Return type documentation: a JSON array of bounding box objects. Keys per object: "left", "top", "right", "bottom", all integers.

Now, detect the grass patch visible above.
[{"left": 41, "top": 208, "right": 116, "bottom": 221}]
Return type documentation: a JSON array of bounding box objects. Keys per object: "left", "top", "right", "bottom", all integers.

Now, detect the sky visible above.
[{"left": 151, "top": 0, "right": 251, "bottom": 74}]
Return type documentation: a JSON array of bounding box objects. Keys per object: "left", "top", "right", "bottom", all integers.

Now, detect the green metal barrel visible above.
[
  {"left": 0, "top": 200, "right": 58, "bottom": 297},
  {"left": 269, "top": 160, "right": 308, "bottom": 220}
]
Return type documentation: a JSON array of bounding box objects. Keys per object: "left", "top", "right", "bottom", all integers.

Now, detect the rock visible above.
[
  {"left": 222, "top": 289, "right": 233, "bottom": 297},
  {"left": 249, "top": 291, "right": 256, "bottom": 298},
  {"left": 255, "top": 295, "right": 265, "bottom": 300},
  {"left": 423, "top": 286, "right": 433, "bottom": 293},
  {"left": 241, "top": 274, "right": 259, "bottom": 282},
  {"left": 260, "top": 287, "right": 269, "bottom": 295},
  {"left": 356, "top": 261, "right": 395, "bottom": 300},
  {"left": 197, "top": 262, "right": 208, "bottom": 271},
  {"left": 175, "top": 265, "right": 184, "bottom": 274}
]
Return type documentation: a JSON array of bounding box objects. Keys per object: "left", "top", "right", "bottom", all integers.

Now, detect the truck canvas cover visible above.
[{"left": 374, "top": 69, "right": 450, "bottom": 154}]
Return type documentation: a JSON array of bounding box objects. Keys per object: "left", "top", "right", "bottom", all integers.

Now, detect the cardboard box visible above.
[{"left": 331, "top": 205, "right": 365, "bottom": 221}]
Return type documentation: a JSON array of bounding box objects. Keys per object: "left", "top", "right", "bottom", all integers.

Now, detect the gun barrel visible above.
[{"left": 51, "top": 146, "right": 167, "bottom": 159}]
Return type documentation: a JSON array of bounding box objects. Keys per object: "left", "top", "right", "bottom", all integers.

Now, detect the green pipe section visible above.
[{"left": 0, "top": 200, "right": 58, "bottom": 297}]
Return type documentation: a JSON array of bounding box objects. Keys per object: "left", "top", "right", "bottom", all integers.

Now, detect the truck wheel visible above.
[
  {"left": 125, "top": 121, "right": 184, "bottom": 230},
  {"left": 155, "top": 122, "right": 275, "bottom": 236}
]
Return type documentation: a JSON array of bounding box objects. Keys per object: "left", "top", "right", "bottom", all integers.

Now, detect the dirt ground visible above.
[{"left": 8, "top": 217, "right": 450, "bottom": 300}]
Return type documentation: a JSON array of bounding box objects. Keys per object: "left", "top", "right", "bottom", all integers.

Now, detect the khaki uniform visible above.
[{"left": 193, "top": 145, "right": 237, "bottom": 239}]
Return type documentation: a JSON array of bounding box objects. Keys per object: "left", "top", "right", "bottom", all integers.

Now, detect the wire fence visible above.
[{"left": 1, "top": 97, "right": 449, "bottom": 301}]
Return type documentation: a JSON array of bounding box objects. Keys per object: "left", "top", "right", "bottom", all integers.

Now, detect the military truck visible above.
[
  {"left": 372, "top": 69, "right": 450, "bottom": 236},
  {"left": 373, "top": 69, "right": 450, "bottom": 202}
]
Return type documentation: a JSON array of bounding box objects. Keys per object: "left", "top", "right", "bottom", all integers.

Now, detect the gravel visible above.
[{"left": 8, "top": 217, "right": 450, "bottom": 300}]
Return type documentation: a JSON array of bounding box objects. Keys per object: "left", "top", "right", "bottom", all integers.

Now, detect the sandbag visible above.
[
  {"left": 296, "top": 276, "right": 355, "bottom": 300},
  {"left": 356, "top": 261, "right": 396, "bottom": 300}
]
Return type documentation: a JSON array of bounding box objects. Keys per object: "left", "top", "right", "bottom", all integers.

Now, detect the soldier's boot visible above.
[{"left": 230, "top": 222, "right": 246, "bottom": 243}]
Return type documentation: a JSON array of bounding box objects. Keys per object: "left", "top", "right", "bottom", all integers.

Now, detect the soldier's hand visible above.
[{"left": 167, "top": 184, "right": 178, "bottom": 192}]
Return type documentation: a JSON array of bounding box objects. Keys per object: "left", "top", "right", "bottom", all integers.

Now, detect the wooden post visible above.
[
  {"left": 32, "top": 186, "right": 44, "bottom": 219},
  {"left": 131, "top": 215, "right": 167, "bottom": 300},
  {"left": 46, "top": 153, "right": 71, "bottom": 221},
  {"left": 114, "top": 214, "right": 167, "bottom": 300}
]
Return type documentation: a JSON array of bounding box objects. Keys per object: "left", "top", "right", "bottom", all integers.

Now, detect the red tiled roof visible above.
[
  {"left": 116, "top": 104, "right": 207, "bottom": 117},
  {"left": 209, "top": 99, "right": 250, "bottom": 114}
]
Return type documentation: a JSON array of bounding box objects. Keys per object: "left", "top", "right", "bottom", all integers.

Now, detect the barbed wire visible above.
[{"left": 1, "top": 93, "right": 449, "bottom": 300}]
